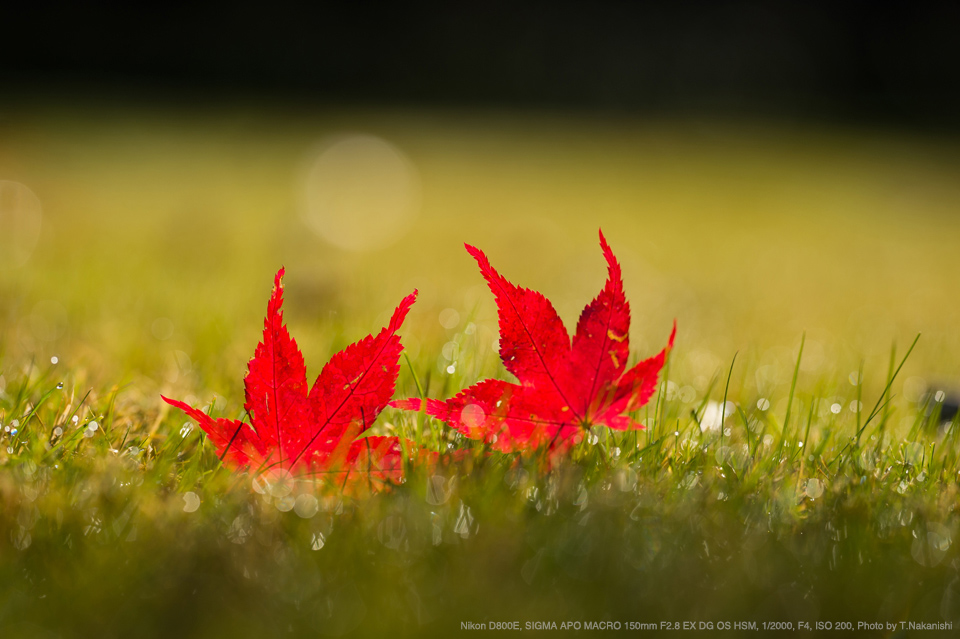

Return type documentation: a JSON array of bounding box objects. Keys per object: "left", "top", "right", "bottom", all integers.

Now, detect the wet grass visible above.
[{"left": 1, "top": 327, "right": 959, "bottom": 637}]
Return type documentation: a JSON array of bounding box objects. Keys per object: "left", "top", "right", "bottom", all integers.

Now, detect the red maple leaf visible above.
[
  {"left": 163, "top": 268, "right": 417, "bottom": 487},
  {"left": 394, "top": 230, "right": 674, "bottom": 452}
]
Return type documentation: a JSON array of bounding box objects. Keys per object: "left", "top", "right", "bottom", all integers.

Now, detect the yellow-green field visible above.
[{"left": 3, "top": 102, "right": 960, "bottom": 391}]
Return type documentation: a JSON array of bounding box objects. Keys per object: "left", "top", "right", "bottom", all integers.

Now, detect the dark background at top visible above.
[{"left": 4, "top": 2, "right": 960, "bottom": 129}]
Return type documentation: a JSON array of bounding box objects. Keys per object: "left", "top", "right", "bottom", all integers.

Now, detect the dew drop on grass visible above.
[
  {"left": 587, "top": 431, "right": 599, "bottom": 445},
  {"left": 275, "top": 496, "right": 295, "bottom": 512},
  {"left": 6, "top": 447, "right": 12, "bottom": 454},
  {"left": 756, "top": 398, "right": 770, "bottom": 411},
  {"left": 71, "top": 415, "right": 79, "bottom": 425},
  {"left": 56, "top": 382, "right": 63, "bottom": 390},
  {"left": 830, "top": 403, "right": 842, "bottom": 414},
  {"left": 848, "top": 401, "right": 862, "bottom": 413},
  {"left": 179, "top": 423, "right": 193, "bottom": 438},
  {"left": 935, "top": 390, "right": 946, "bottom": 402},
  {"left": 53, "top": 427, "right": 62, "bottom": 437},
  {"left": 50, "top": 356, "right": 58, "bottom": 365},
  {"left": 446, "top": 364, "right": 456, "bottom": 374},
  {"left": 182, "top": 492, "right": 201, "bottom": 513},
  {"left": 10, "top": 429, "right": 17, "bottom": 436}
]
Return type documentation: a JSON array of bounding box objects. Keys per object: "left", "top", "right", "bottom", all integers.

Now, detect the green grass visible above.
[
  {"left": 2, "top": 100, "right": 960, "bottom": 636},
  {"left": 2, "top": 336, "right": 959, "bottom": 637}
]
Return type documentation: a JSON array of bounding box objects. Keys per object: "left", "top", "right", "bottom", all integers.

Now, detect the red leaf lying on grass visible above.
[
  {"left": 394, "top": 230, "right": 675, "bottom": 452},
  {"left": 163, "top": 268, "right": 417, "bottom": 487}
]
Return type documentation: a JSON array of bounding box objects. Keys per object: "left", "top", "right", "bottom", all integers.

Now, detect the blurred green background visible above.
[{"left": 2, "top": 100, "right": 959, "bottom": 409}]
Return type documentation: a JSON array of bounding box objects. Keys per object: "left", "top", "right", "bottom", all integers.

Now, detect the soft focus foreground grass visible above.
[
  {"left": 1, "top": 100, "right": 960, "bottom": 636},
  {"left": 2, "top": 357, "right": 959, "bottom": 638}
]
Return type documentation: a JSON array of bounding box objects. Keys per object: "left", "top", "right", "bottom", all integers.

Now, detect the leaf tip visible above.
[
  {"left": 389, "top": 289, "right": 418, "bottom": 332},
  {"left": 161, "top": 394, "right": 189, "bottom": 410},
  {"left": 597, "top": 228, "right": 615, "bottom": 262},
  {"left": 595, "top": 227, "right": 622, "bottom": 293},
  {"left": 464, "top": 243, "right": 484, "bottom": 263},
  {"left": 390, "top": 398, "right": 422, "bottom": 411}
]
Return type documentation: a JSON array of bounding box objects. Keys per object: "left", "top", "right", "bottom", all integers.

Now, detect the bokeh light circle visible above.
[
  {"left": 460, "top": 404, "right": 486, "bottom": 431},
  {"left": 0, "top": 180, "right": 43, "bottom": 269},
  {"left": 301, "top": 135, "right": 420, "bottom": 251}
]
